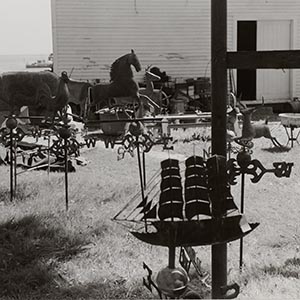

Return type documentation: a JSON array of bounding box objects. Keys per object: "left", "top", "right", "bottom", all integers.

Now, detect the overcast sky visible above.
[{"left": 0, "top": 0, "right": 52, "bottom": 55}]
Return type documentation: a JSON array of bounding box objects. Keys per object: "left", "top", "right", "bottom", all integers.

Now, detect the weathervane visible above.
[{"left": 227, "top": 138, "right": 293, "bottom": 269}]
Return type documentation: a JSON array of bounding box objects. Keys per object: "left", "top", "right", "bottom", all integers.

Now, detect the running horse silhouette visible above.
[
  {"left": 90, "top": 50, "right": 143, "bottom": 115},
  {"left": 0, "top": 70, "right": 70, "bottom": 121}
]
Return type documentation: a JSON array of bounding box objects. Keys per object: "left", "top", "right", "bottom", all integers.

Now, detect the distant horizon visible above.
[{"left": 0, "top": 53, "right": 52, "bottom": 56}]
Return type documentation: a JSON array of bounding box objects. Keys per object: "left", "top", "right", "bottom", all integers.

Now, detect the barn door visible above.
[{"left": 257, "top": 20, "right": 291, "bottom": 100}]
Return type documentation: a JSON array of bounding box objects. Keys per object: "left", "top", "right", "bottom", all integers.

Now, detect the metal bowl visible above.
[
  {"left": 279, "top": 113, "right": 300, "bottom": 127},
  {"left": 98, "top": 109, "right": 130, "bottom": 136},
  {"left": 156, "top": 266, "right": 189, "bottom": 298}
]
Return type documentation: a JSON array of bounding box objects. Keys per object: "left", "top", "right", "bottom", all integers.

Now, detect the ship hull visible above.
[{"left": 131, "top": 215, "right": 259, "bottom": 247}]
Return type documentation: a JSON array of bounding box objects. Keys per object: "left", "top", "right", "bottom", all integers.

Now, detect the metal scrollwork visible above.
[
  {"left": 117, "top": 132, "right": 155, "bottom": 160},
  {"left": 142, "top": 262, "right": 162, "bottom": 299},
  {"left": 31, "top": 126, "right": 43, "bottom": 139},
  {"left": 139, "top": 134, "right": 154, "bottom": 153},
  {"left": 227, "top": 158, "right": 294, "bottom": 184},
  {"left": 273, "top": 162, "right": 294, "bottom": 178},
  {"left": 234, "top": 137, "right": 254, "bottom": 149},
  {"left": 50, "top": 137, "right": 80, "bottom": 158},
  {"left": 0, "top": 127, "right": 25, "bottom": 145}
]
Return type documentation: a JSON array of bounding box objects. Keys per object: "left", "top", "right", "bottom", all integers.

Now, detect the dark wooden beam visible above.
[
  {"left": 211, "top": 0, "right": 228, "bottom": 298},
  {"left": 227, "top": 50, "right": 300, "bottom": 69}
]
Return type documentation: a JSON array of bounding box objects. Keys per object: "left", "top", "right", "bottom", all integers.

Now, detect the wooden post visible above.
[{"left": 211, "top": 0, "right": 228, "bottom": 298}]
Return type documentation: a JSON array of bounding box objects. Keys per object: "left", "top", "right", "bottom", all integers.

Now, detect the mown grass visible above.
[{"left": 0, "top": 117, "right": 300, "bottom": 299}]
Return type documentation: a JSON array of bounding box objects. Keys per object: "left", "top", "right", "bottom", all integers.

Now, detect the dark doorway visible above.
[{"left": 237, "top": 21, "right": 257, "bottom": 100}]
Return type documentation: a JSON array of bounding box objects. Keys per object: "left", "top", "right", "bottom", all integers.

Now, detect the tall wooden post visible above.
[{"left": 211, "top": 0, "right": 228, "bottom": 298}]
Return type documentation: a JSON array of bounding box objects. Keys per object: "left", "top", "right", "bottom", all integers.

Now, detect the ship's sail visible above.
[
  {"left": 158, "top": 159, "right": 184, "bottom": 220},
  {"left": 184, "top": 156, "right": 211, "bottom": 219}
]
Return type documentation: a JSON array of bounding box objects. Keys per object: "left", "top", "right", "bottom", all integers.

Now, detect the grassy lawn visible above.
[{"left": 0, "top": 117, "right": 299, "bottom": 299}]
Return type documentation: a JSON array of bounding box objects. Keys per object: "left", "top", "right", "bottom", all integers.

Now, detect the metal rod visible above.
[
  {"left": 13, "top": 139, "right": 17, "bottom": 195},
  {"left": 10, "top": 130, "right": 14, "bottom": 202},
  {"left": 239, "top": 172, "right": 246, "bottom": 270},
  {"left": 168, "top": 246, "right": 176, "bottom": 269},
  {"left": 47, "top": 136, "right": 51, "bottom": 177},
  {"left": 64, "top": 138, "right": 69, "bottom": 211},
  {"left": 211, "top": 0, "right": 228, "bottom": 298},
  {"left": 136, "top": 137, "right": 147, "bottom": 231},
  {"left": 142, "top": 151, "right": 146, "bottom": 189},
  {"left": 86, "top": 113, "right": 211, "bottom": 124}
]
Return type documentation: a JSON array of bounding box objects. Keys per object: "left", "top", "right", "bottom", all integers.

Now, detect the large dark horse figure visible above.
[
  {"left": 90, "top": 49, "right": 142, "bottom": 112},
  {"left": 0, "top": 70, "right": 70, "bottom": 120}
]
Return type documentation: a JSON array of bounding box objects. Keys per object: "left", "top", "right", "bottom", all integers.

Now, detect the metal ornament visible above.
[
  {"left": 120, "top": 155, "right": 258, "bottom": 298},
  {"left": 56, "top": 125, "right": 80, "bottom": 211},
  {"left": 117, "top": 131, "right": 155, "bottom": 160},
  {"left": 0, "top": 116, "right": 26, "bottom": 201},
  {"left": 0, "top": 127, "right": 25, "bottom": 145},
  {"left": 50, "top": 137, "right": 81, "bottom": 158},
  {"left": 142, "top": 262, "right": 162, "bottom": 299},
  {"left": 227, "top": 143, "right": 293, "bottom": 270},
  {"left": 84, "top": 137, "right": 97, "bottom": 148}
]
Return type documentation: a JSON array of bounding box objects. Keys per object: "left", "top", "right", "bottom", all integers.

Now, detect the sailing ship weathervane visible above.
[
  {"left": 114, "top": 154, "right": 259, "bottom": 298},
  {"left": 131, "top": 155, "right": 258, "bottom": 247}
]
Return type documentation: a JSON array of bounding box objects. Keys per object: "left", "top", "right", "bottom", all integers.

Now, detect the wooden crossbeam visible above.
[{"left": 227, "top": 50, "right": 300, "bottom": 69}]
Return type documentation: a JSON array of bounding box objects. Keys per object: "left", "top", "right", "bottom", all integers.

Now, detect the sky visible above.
[{"left": 0, "top": 0, "right": 52, "bottom": 55}]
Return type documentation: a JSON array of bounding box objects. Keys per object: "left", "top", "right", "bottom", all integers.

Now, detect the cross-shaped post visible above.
[{"left": 211, "top": 1, "right": 300, "bottom": 298}]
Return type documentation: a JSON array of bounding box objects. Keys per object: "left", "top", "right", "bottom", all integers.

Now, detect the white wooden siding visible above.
[
  {"left": 52, "top": 0, "right": 300, "bottom": 98},
  {"left": 257, "top": 20, "right": 291, "bottom": 100},
  {"left": 51, "top": 0, "right": 211, "bottom": 82},
  {"left": 228, "top": 0, "right": 300, "bottom": 99}
]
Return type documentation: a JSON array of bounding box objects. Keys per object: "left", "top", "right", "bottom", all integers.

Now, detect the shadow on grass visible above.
[
  {"left": 263, "top": 257, "right": 300, "bottom": 279},
  {"left": 261, "top": 145, "right": 291, "bottom": 153},
  {"left": 0, "top": 215, "right": 150, "bottom": 300}
]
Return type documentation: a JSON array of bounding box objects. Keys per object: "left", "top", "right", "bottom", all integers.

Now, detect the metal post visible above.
[
  {"left": 47, "top": 135, "right": 51, "bottom": 177},
  {"left": 10, "top": 130, "right": 14, "bottom": 202},
  {"left": 13, "top": 138, "right": 17, "bottom": 195},
  {"left": 64, "top": 138, "right": 69, "bottom": 211},
  {"left": 142, "top": 151, "right": 146, "bottom": 189},
  {"left": 136, "top": 136, "right": 147, "bottom": 231},
  {"left": 239, "top": 173, "right": 245, "bottom": 270},
  {"left": 211, "top": 0, "right": 228, "bottom": 298},
  {"left": 168, "top": 246, "right": 176, "bottom": 269}
]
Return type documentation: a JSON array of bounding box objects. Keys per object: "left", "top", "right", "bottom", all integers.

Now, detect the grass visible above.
[{"left": 0, "top": 115, "right": 300, "bottom": 299}]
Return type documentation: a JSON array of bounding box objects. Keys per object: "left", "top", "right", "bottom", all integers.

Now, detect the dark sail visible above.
[
  {"left": 142, "top": 203, "right": 157, "bottom": 220},
  {"left": 225, "top": 184, "right": 238, "bottom": 212},
  {"left": 184, "top": 156, "right": 211, "bottom": 219},
  {"left": 158, "top": 159, "right": 184, "bottom": 220}
]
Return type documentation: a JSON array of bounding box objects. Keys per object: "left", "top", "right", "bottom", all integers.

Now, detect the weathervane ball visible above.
[
  {"left": 6, "top": 116, "right": 18, "bottom": 130},
  {"left": 129, "top": 122, "right": 145, "bottom": 137},
  {"left": 58, "top": 127, "right": 71, "bottom": 139},
  {"left": 237, "top": 151, "right": 252, "bottom": 167}
]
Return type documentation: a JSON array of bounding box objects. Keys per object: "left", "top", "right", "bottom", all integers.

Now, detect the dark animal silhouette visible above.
[
  {"left": 90, "top": 50, "right": 141, "bottom": 110},
  {"left": 149, "top": 66, "right": 170, "bottom": 83},
  {"left": 0, "top": 70, "right": 70, "bottom": 119},
  {"left": 239, "top": 107, "right": 282, "bottom": 148}
]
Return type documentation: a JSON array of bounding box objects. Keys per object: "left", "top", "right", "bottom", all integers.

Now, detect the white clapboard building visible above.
[{"left": 51, "top": 0, "right": 300, "bottom": 102}]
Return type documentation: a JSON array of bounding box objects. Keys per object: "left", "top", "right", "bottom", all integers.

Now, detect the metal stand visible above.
[{"left": 283, "top": 125, "right": 300, "bottom": 148}]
